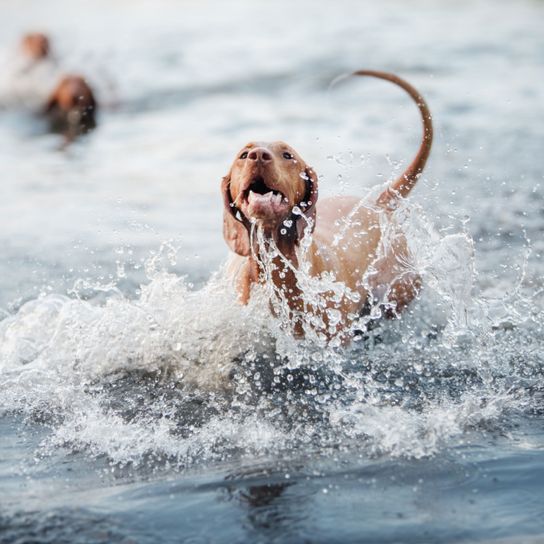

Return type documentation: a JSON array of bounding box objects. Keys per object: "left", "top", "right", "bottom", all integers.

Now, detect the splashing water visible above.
[
  {"left": 0, "top": 1, "right": 542, "bottom": 541},
  {"left": 0, "top": 195, "right": 541, "bottom": 469}
]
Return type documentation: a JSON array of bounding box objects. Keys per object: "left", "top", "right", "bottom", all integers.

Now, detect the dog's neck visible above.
[
  {"left": 249, "top": 217, "right": 300, "bottom": 264},
  {"left": 247, "top": 224, "right": 312, "bottom": 336}
]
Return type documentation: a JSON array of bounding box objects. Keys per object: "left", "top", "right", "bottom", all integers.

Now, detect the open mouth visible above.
[
  {"left": 243, "top": 176, "right": 285, "bottom": 203},
  {"left": 241, "top": 176, "right": 289, "bottom": 219}
]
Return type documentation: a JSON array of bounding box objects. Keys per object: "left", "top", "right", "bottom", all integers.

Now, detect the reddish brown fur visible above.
[
  {"left": 45, "top": 75, "right": 97, "bottom": 137},
  {"left": 354, "top": 71, "right": 433, "bottom": 207},
  {"left": 21, "top": 32, "right": 50, "bottom": 60},
  {"left": 222, "top": 71, "right": 433, "bottom": 340}
]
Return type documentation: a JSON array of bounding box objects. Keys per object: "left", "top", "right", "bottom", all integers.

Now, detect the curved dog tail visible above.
[{"left": 353, "top": 70, "right": 433, "bottom": 207}]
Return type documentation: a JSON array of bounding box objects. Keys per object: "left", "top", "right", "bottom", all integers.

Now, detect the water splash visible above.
[{"left": 0, "top": 202, "right": 542, "bottom": 468}]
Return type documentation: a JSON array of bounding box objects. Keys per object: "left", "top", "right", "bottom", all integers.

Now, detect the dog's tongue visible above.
[{"left": 248, "top": 190, "right": 286, "bottom": 217}]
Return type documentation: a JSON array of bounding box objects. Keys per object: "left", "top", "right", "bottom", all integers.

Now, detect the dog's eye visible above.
[
  {"left": 283, "top": 152, "right": 293, "bottom": 160},
  {"left": 240, "top": 151, "right": 248, "bottom": 159}
]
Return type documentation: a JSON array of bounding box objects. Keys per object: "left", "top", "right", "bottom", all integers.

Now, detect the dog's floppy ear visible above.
[
  {"left": 222, "top": 174, "right": 250, "bottom": 257},
  {"left": 296, "top": 167, "right": 319, "bottom": 240}
]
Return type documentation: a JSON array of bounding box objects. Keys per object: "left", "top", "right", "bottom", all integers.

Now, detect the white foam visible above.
[{"left": 0, "top": 204, "right": 540, "bottom": 466}]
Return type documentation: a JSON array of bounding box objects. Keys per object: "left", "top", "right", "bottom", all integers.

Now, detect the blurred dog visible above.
[
  {"left": 45, "top": 75, "right": 97, "bottom": 137},
  {"left": 18, "top": 33, "right": 98, "bottom": 138},
  {"left": 221, "top": 70, "right": 433, "bottom": 339},
  {"left": 21, "top": 32, "right": 51, "bottom": 61}
]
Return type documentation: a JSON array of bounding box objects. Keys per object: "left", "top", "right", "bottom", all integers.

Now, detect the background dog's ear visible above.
[
  {"left": 296, "top": 167, "right": 319, "bottom": 240},
  {"left": 222, "top": 174, "right": 250, "bottom": 256}
]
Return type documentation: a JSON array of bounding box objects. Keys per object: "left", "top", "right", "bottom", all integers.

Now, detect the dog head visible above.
[
  {"left": 45, "top": 75, "right": 97, "bottom": 136},
  {"left": 21, "top": 33, "right": 50, "bottom": 61},
  {"left": 222, "top": 141, "right": 318, "bottom": 256}
]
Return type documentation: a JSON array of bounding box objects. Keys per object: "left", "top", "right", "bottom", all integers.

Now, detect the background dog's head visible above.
[
  {"left": 45, "top": 75, "right": 97, "bottom": 137},
  {"left": 222, "top": 141, "right": 318, "bottom": 256},
  {"left": 21, "top": 32, "right": 50, "bottom": 61}
]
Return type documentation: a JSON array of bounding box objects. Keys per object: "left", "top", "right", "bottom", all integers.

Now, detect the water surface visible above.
[{"left": 1, "top": 1, "right": 543, "bottom": 542}]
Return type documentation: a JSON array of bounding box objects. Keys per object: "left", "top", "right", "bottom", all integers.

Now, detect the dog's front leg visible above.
[{"left": 235, "top": 258, "right": 260, "bottom": 305}]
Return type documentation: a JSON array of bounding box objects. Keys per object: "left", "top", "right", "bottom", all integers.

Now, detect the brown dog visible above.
[
  {"left": 222, "top": 70, "right": 433, "bottom": 340},
  {"left": 17, "top": 33, "right": 97, "bottom": 138},
  {"left": 44, "top": 75, "right": 97, "bottom": 138},
  {"left": 21, "top": 32, "right": 51, "bottom": 61}
]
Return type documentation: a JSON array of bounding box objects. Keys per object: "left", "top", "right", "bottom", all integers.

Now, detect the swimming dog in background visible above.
[
  {"left": 21, "top": 32, "right": 51, "bottom": 61},
  {"left": 45, "top": 75, "right": 97, "bottom": 137},
  {"left": 221, "top": 70, "right": 433, "bottom": 340},
  {"left": 17, "top": 32, "right": 97, "bottom": 139}
]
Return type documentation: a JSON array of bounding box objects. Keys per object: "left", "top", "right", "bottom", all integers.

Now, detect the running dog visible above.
[{"left": 221, "top": 71, "right": 433, "bottom": 340}]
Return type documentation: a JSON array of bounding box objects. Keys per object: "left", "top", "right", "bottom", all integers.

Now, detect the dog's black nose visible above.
[{"left": 248, "top": 148, "right": 272, "bottom": 162}]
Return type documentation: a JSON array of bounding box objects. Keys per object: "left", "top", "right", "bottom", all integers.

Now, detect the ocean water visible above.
[{"left": 1, "top": 0, "right": 543, "bottom": 542}]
